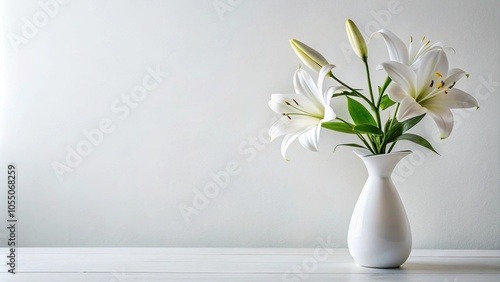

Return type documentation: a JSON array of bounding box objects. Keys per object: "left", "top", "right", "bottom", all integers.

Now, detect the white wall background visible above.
[{"left": 0, "top": 0, "right": 498, "bottom": 249}]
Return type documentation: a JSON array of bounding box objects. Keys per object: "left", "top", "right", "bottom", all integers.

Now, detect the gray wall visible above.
[{"left": 1, "top": 0, "right": 499, "bottom": 249}]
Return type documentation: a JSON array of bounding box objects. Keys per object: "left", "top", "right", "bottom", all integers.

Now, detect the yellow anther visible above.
[{"left": 435, "top": 72, "right": 443, "bottom": 78}]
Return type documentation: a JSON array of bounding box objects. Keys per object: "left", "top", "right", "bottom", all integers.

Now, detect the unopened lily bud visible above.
[
  {"left": 289, "top": 39, "right": 329, "bottom": 73},
  {"left": 346, "top": 19, "right": 368, "bottom": 60}
]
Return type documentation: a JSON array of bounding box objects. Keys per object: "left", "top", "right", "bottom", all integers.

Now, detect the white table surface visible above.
[{"left": 0, "top": 248, "right": 499, "bottom": 281}]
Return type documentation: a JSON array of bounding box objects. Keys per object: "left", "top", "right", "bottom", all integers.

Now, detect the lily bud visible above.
[
  {"left": 289, "top": 39, "right": 329, "bottom": 73},
  {"left": 346, "top": 19, "right": 368, "bottom": 60}
]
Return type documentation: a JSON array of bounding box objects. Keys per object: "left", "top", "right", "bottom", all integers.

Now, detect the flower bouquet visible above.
[
  {"left": 269, "top": 19, "right": 478, "bottom": 159},
  {"left": 268, "top": 19, "right": 479, "bottom": 268}
]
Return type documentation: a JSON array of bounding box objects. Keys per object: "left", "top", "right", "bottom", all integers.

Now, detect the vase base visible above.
[{"left": 359, "top": 264, "right": 401, "bottom": 269}]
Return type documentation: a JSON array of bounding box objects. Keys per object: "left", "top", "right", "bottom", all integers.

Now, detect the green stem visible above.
[
  {"left": 330, "top": 71, "right": 374, "bottom": 108},
  {"left": 363, "top": 58, "right": 376, "bottom": 106},
  {"left": 376, "top": 76, "right": 392, "bottom": 108},
  {"left": 387, "top": 104, "right": 400, "bottom": 153},
  {"left": 331, "top": 92, "right": 356, "bottom": 99},
  {"left": 388, "top": 140, "right": 397, "bottom": 153},
  {"left": 367, "top": 135, "right": 379, "bottom": 153},
  {"left": 389, "top": 104, "right": 400, "bottom": 130},
  {"left": 336, "top": 117, "right": 375, "bottom": 154},
  {"left": 362, "top": 58, "right": 382, "bottom": 154},
  {"left": 363, "top": 58, "right": 381, "bottom": 129}
]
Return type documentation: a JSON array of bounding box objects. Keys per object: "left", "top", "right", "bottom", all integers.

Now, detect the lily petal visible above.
[
  {"left": 269, "top": 66, "right": 340, "bottom": 160},
  {"left": 281, "top": 131, "right": 303, "bottom": 160},
  {"left": 415, "top": 50, "right": 446, "bottom": 98},
  {"left": 379, "top": 61, "right": 417, "bottom": 97},
  {"left": 425, "top": 105, "right": 454, "bottom": 139},
  {"left": 268, "top": 94, "right": 323, "bottom": 116},
  {"left": 298, "top": 124, "right": 322, "bottom": 152},
  {"left": 269, "top": 115, "right": 316, "bottom": 140},
  {"left": 323, "top": 106, "right": 337, "bottom": 121},
  {"left": 443, "top": 68, "right": 467, "bottom": 89},
  {"left": 386, "top": 83, "right": 408, "bottom": 102},
  {"left": 294, "top": 69, "right": 322, "bottom": 106},
  {"left": 423, "top": 89, "right": 478, "bottom": 109},
  {"left": 268, "top": 94, "right": 295, "bottom": 114},
  {"left": 279, "top": 116, "right": 318, "bottom": 159},
  {"left": 374, "top": 29, "right": 409, "bottom": 65},
  {"left": 325, "top": 85, "right": 348, "bottom": 103},
  {"left": 410, "top": 42, "right": 444, "bottom": 66},
  {"left": 269, "top": 117, "right": 294, "bottom": 141},
  {"left": 317, "top": 64, "right": 336, "bottom": 97},
  {"left": 397, "top": 96, "right": 427, "bottom": 121}
]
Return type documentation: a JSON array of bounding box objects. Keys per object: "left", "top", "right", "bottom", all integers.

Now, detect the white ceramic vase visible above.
[{"left": 348, "top": 149, "right": 412, "bottom": 268}]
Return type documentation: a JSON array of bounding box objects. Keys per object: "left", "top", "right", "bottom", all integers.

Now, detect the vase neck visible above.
[{"left": 354, "top": 150, "right": 412, "bottom": 178}]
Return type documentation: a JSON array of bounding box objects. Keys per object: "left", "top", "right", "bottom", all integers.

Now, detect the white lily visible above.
[
  {"left": 346, "top": 19, "right": 368, "bottom": 60},
  {"left": 289, "top": 39, "right": 330, "bottom": 73},
  {"left": 269, "top": 64, "right": 337, "bottom": 159},
  {"left": 375, "top": 29, "right": 445, "bottom": 68},
  {"left": 379, "top": 50, "right": 478, "bottom": 139}
]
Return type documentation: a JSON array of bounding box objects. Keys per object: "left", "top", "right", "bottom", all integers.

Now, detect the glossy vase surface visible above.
[{"left": 348, "top": 149, "right": 412, "bottom": 268}]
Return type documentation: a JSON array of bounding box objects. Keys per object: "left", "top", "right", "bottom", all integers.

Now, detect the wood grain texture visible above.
[{"left": 0, "top": 248, "right": 499, "bottom": 281}]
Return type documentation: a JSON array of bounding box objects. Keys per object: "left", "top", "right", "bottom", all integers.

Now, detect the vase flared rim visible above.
[{"left": 353, "top": 149, "right": 412, "bottom": 158}]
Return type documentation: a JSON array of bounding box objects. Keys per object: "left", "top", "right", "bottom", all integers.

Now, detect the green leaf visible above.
[
  {"left": 347, "top": 97, "right": 377, "bottom": 126},
  {"left": 332, "top": 91, "right": 356, "bottom": 98},
  {"left": 385, "top": 120, "right": 403, "bottom": 143},
  {"left": 395, "top": 133, "right": 439, "bottom": 155},
  {"left": 380, "top": 95, "right": 396, "bottom": 110},
  {"left": 322, "top": 122, "right": 355, "bottom": 134},
  {"left": 384, "top": 114, "right": 426, "bottom": 144},
  {"left": 354, "top": 124, "right": 384, "bottom": 135},
  {"left": 384, "top": 118, "right": 393, "bottom": 133},
  {"left": 401, "top": 113, "right": 426, "bottom": 132},
  {"left": 333, "top": 143, "right": 367, "bottom": 152}
]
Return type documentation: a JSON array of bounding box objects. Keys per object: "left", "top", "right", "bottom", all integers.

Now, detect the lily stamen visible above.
[
  {"left": 429, "top": 80, "right": 434, "bottom": 87},
  {"left": 284, "top": 100, "right": 320, "bottom": 118}
]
